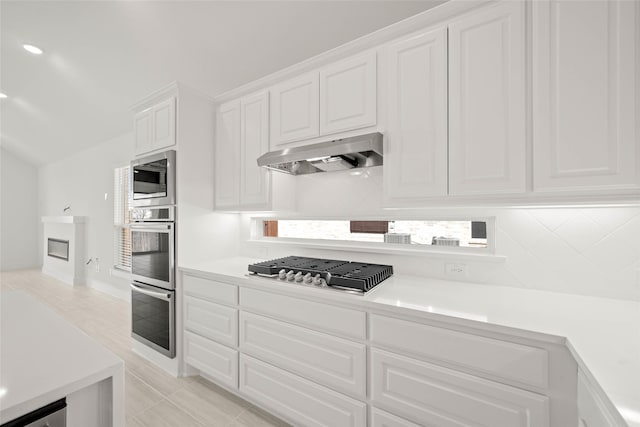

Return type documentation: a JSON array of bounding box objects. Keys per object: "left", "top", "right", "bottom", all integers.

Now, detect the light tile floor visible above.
[{"left": 0, "top": 269, "right": 290, "bottom": 427}]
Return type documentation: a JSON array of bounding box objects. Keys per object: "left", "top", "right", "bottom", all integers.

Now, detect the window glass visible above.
[
  {"left": 260, "top": 219, "right": 489, "bottom": 249},
  {"left": 113, "top": 166, "right": 131, "bottom": 271}
]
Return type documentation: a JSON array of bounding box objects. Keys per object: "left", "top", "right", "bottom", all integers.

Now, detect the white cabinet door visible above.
[
  {"left": 384, "top": 27, "right": 448, "bottom": 203},
  {"left": 239, "top": 311, "right": 366, "bottom": 398},
  {"left": 184, "top": 296, "right": 238, "bottom": 347},
  {"left": 533, "top": 0, "right": 638, "bottom": 192},
  {"left": 371, "top": 348, "right": 550, "bottom": 427},
  {"left": 448, "top": 1, "right": 526, "bottom": 195},
  {"left": 151, "top": 97, "right": 176, "bottom": 151},
  {"left": 214, "top": 101, "right": 241, "bottom": 209},
  {"left": 133, "top": 109, "right": 152, "bottom": 155},
  {"left": 270, "top": 73, "right": 319, "bottom": 146},
  {"left": 240, "top": 91, "right": 271, "bottom": 209},
  {"left": 240, "top": 354, "right": 366, "bottom": 427},
  {"left": 184, "top": 331, "right": 238, "bottom": 389},
  {"left": 320, "top": 52, "right": 377, "bottom": 135}
]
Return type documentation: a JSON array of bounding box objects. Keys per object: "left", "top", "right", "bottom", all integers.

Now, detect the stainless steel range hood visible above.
[{"left": 257, "top": 132, "right": 383, "bottom": 175}]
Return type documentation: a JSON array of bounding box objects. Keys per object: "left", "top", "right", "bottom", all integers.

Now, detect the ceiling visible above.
[{"left": 0, "top": 0, "right": 445, "bottom": 166}]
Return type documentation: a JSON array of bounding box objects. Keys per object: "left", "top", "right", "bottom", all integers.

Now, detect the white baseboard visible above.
[
  {"left": 42, "top": 267, "right": 76, "bottom": 286},
  {"left": 132, "top": 341, "right": 179, "bottom": 377},
  {"left": 86, "top": 278, "right": 130, "bottom": 302}
]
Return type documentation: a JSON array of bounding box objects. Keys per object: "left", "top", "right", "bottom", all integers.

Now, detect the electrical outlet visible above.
[{"left": 445, "top": 263, "right": 467, "bottom": 278}]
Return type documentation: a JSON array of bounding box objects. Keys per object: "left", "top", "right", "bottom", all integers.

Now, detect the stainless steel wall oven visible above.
[{"left": 130, "top": 205, "right": 176, "bottom": 358}]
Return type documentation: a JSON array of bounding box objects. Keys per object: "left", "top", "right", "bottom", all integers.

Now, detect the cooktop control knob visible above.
[
  {"left": 286, "top": 270, "right": 295, "bottom": 281},
  {"left": 294, "top": 271, "right": 303, "bottom": 282},
  {"left": 278, "top": 269, "right": 287, "bottom": 280},
  {"left": 312, "top": 274, "right": 323, "bottom": 286},
  {"left": 303, "top": 273, "right": 312, "bottom": 284}
]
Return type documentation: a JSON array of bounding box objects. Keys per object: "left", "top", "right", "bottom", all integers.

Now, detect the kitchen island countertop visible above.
[
  {"left": 180, "top": 256, "right": 640, "bottom": 427},
  {"left": 0, "top": 290, "right": 125, "bottom": 426}
]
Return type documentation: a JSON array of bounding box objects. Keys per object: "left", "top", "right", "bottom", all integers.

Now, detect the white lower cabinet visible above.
[
  {"left": 239, "top": 311, "right": 366, "bottom": 398},
  {"left": 370, "top": 407, "right": 421, "bottom": 427},
  {"left": 184, "top": 296, "right": 237, "bottom": 347},
  {"left": 370, "top": 348, "right": 550, "bottom": 427},
  {"left": 184, "top": 331, "right": 238, "bottom": 388},
  {"left": 240, "top": 354, "right": 366, "bottom": 427}
]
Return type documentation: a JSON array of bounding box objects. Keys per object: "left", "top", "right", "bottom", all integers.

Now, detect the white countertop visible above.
[
  {"left": 181, "top": 257, "right": 640, "bottom": 427},
  {"left": 0, "top": 291, "right": 124, "bottom": 424}
]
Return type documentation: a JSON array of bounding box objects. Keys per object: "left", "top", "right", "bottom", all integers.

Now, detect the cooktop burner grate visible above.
[{"left": 248, "top": 256, "right": 393, "bottom": 293}]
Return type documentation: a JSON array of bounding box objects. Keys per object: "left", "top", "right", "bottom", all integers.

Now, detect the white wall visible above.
[
  {"left": 1, "top": 148, "right": 39, "bottom": 270},
  {"left": 239, "top": 167, "right": 640, "bottom": 301},
  {"left": 38, "top": 133, "right": 134, "bottom": 298}
]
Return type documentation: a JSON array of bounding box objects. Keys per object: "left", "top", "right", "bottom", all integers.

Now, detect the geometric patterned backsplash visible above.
[{"left": 491, "top": 206, "right": 640, "bottom": 301}]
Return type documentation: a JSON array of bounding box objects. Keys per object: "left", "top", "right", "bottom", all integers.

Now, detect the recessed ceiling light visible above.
[
  {"left": 23, "top": 44, "right": 43, "bottom": 55},
  {"left": 0, "top": 93, "right": 7, "bottom": 99}
]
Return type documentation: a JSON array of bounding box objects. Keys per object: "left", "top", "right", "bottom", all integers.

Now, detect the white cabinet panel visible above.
[
  {"left": 270, "top": 73, "right": 319, "bottom": 146},
  {"left": 370, "top": 407, "right": 421, "bottom": 427},
  {"left": 533, "top": 0, "right": 638, "bottom": 192},
  {"left": 240, "top": 91, "right": 271, "bottom": 209},
  {"left": 151, "top": 97, "right": 176, "bottom": 151},
  {"left": 184, "top": 331, "right": 238, "bottom": 389},
  {"left": 320, "top": 52, "right": 377, "bottom": 135},
  {"left": 240, "top": 354, "right": 366, "bottom": 427},
  {"left": 184, "top": 296, "right": 238, "bottom": 347},
  {"left": 371, "top": 348, "right": 549, "bottom": 427},
  {"left": 370, "top": 314, "right": 549, "bottom": 389},
  {"left": 215, "top": 101, "right": 241, "bottom": 208},
  {"left": 133, "top": 110, "right": 152, "bottom": 155},
  {"left": 448, "top": 1, "right": 526, "bottom": 195},
  {"left": 240, "top": 287, "right": 366, "bottom": 339},
  {"left": 384, "top": 27, "right": 448, "bottom": 202},
  {"left": 239, "top": 311, "right": 366, "bottom": 398},
  {"left": 183, "top": 274, "right": 238, "bottom": 306}
]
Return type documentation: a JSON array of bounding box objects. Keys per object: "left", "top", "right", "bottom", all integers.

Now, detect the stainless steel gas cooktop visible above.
[{"left": 247, "top": 256, "right": 393, "bottom": 294}]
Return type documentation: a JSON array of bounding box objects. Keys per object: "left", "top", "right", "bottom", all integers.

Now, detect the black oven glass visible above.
[
  {"left": 131, "top": 289, "right": 171, "bottom": 352},
  {"left": 133, "top": 159, "right": 168, "bottom": 200},
  {"left": 131, "top": 230, "right": 170, "bottom": 283}
]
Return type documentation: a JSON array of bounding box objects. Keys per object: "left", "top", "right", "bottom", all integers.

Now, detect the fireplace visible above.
[
  {"left": 42, "top": 216, "right": 86, "bottom": 286},
  {"left": 47, "top": 238, "right": 69, "bottom": 261}
]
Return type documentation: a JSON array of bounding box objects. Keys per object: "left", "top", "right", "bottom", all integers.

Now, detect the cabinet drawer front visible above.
[
  {"left": 240, "top": 288, "right": 365, "bottom": 339},
  {"left": 371, "top": 349, "right": 549, "bottom": 427},
  {"left": 240, "top": 354, "right": 366, "bottom": 427},
  {"left": 370, "top": 407, "right": 421, "bottom": 427},
  {"left": 184, "top": 296, "right": 238, "bottom": 347},
  {"left": 240, "top": 312, "right": 365, "bottom": 398},
  {"left": 183, "top": 274, "right": 237, "bottom": 305},
  {"left": 184, "top": 331, "right": 237, "bottom": 388},
  {"left": 370, "top": 314, "right": 548, "bottom": 388}
]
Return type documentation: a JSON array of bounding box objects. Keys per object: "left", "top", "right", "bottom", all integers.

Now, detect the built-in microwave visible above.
[{"left": 130, "top": 150, "right": 176, "bottom": 207}]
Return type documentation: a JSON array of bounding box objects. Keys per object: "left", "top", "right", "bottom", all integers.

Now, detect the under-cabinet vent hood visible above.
[{"left": 257, "top": 132, "right": 383, "bottom": 175}]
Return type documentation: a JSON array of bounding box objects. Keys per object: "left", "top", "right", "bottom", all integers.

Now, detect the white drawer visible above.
[
  {"left": 370, "top": 314, "right": 549, "bottom": 388},
  {"left": 183, "top": 274, "right": 237, "bottom": 305},
  {"left": 370, "top": 407, "right": 421, "bottom": 427},
  {"left": 184, "top": 296, "right": 238, "bottom": 347},
  {"left": 371, "top": 348, "right": 549, "bottom": 427},
  {"left": 184, "top": 331, "right": 238, "bottom": 389},
  {"left": 240, "top": 287, "right": 365, "bottom": 339},
  {"left": 240, "top": 354, "right": 366, "bottom": 427},
  {"left": 239, "top": 311, "right": 366, "bottom": 398}
]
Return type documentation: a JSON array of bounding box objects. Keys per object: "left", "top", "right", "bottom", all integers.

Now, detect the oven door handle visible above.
[
  {"left": 130, "top": 224, "right": 172, "bottom": 231},
  {"left": 130, "top": 283, "right": 172, "bottom": 301}
]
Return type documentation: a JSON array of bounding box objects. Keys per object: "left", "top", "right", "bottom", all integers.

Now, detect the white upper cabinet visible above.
[
  {"left": 384, "top": 27, "right": 448, "bottom": 203},
  {"left": 215, "top": 92, "right": 271, "bottom": 211},
  {"left": 134, "top": 97, "right": 176, "bottom": 156},
  {"left": 270, "top": 73, "right": 319, "bottom": 146},
  {"left": 532, "top": 0, "right": 639, "bottom": 193},
  {"left": 320, "top": 52, "right": 377, "bottom": 136},
  {"left": 240, "top": 91, "right": 271, "bottom": 209},
  {"left": 448, "top": 1, "right": 526, "bottom": 195},
  {"left": 215, "top": 101, "right": 241, "bottom": 209}
]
